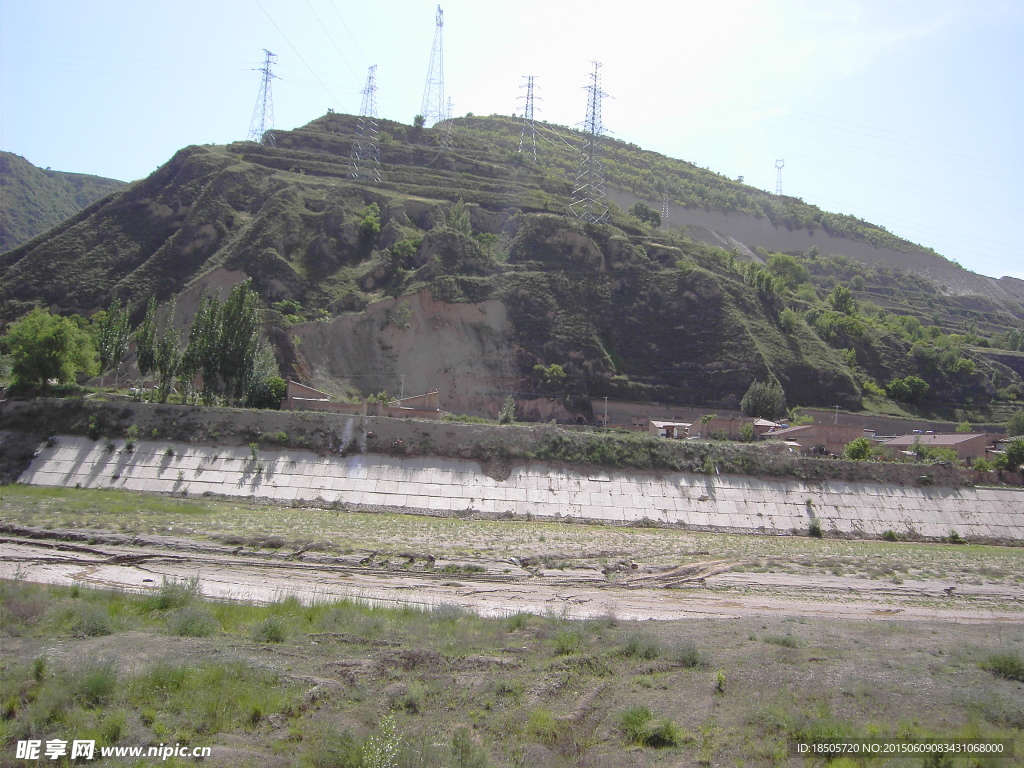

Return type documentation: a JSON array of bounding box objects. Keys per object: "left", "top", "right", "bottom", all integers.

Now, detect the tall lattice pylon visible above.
[
  {"left": 248, "top": 49, "right": 278, "bottom": 147},
  {"left": 569, "top": 62, "right": 610, "bottom": 223},
  {"left": 420, "top": 5, "right": 446, "bottom": 127},
  {"left": 350, "top": 65, "right": 381, "bottom": 182},
  {"left": 775, "top": 159, "right": 785, "bottom": 195},
  {"left": 660, "top": 191, "right": 670, "bottom": 230},
  {"left": 440, "top": 97, "right": 455, "bottom": 150},
  {"left": 517, "top": 75, "right": 539, "bottom": 162}
]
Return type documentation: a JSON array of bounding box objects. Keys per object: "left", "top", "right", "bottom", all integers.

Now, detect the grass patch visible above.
[
  {"left": 983, "top": 651, "right": 1024, "bottom": 682},
  {"left": 617, "top": 705, "right": 685, "bottom": 748}
]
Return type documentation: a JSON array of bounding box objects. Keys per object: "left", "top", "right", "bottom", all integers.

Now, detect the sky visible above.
[{"left": 2, "top": 0, "right": 1022, "bottom": 280}]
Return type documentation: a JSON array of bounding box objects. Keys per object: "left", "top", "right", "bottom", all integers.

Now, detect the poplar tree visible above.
[
  {"left": 154, "top": 300, "right": 181, "bottom": 404},
  {"left": 95, "top": 299, "right": 132, "bottom": 387},
  {"left": 135, "top": 297, "right": 158, "bottom": 382}
]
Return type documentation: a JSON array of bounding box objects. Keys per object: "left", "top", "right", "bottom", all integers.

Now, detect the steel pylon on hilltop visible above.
[
  {"left": 350, "top": 65, "right": 381, "bottom": 183},
  {"left": 569, "top": 61, "right": 610, "bottom": 224},
  {"left": 248, "top": 49, "right": 278, "bottom": 147},
  {"left": 419, "top": 5, "right": 446, "bottom": 127},
  {"left": 517, "top": 75, "right": 540, "bottom": 163},
  {"left": 775, "top": 159, "right": 785, "bottom": 195}
]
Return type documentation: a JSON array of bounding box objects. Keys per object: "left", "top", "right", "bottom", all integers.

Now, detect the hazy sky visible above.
[{"left": 2, "top": 0, "right": 1021, "bottom": 280}]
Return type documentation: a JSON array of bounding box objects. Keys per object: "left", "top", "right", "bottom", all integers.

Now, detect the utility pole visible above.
[
  {"left": 517, "top": 75, "right": 539, "bottom": 162},
  {"left": 604, "top": 397, "right": 609, "bottom": 429},
  {"left": 775, "top": 159, "right": 785, "bottom": 195},
  {"left": 419, "top": 5, "right": 446, "bottom": 127},
  {"left": 569, "top": 61, "right": 610, "bottom": 223},
  {"left": 248, "top": 49, "right": 279, "bottom": 147},
  {"left": 349, "top": 65, "right": 381, "bottom": 182}
]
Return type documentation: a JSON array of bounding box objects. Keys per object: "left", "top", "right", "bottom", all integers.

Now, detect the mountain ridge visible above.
[
  {"left": 0, "top": 151, "right": 125, "bottom": 253},
  {"left": 1, "top": 114, "right": 1021, "bottom": 419}
]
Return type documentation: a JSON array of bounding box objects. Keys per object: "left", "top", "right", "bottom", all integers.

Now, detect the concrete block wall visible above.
[{"left": 18, "top": 436, "right": 1024, "bottom": 540}]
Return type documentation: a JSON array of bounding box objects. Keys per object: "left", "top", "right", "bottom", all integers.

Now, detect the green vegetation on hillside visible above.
[
  {"left": 0, "top": 151, "right": 124, "bottom": 252},
  {"left": 1, "top": 114, "right": 1022, "bottom": 419}
]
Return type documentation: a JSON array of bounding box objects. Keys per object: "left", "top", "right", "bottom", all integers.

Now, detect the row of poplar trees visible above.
[{"left": 99, "top": 279, "right": 281, "bottom": 407}]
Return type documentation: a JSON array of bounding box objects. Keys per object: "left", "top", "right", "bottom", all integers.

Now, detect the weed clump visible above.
[
  {"left": 73, "top": 603, "right": 113, "bottom": 637},
  {"left": 252, "top": 616, "right": 287, "bottom": 643},
  {"left": 166, "top": 606, "right": 219, "bottom": 637},
  {"left": 618, "top": 633, "right": 662, "bottom": 660},
  {"left": 672, "top": 639, "right": 702, "bottom": 668},
  {"left": 145, "top": 576, "right": 200, "bottom": 611},
  {"left": 618, "top": 705, "right": 684, "bottom": 748},
  {"left": 983, "top": 651, "right": 1024, "bottom": 682}
]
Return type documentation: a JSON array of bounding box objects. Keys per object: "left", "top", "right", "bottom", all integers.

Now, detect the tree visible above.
[
  {"left": 766, "top": 253, "right": 808, "bottom": 289},
  {"left": 93, "top": 299, "right": 132, "bottom": 387},
  {"left": 886, "top": 375, "right": 929, "bottom": 404},
  {"left": 828, "top": 284, "right": 857, "bottom": 316},
  {"left": 533, "top": 363, "right": 567, "bottom": 392},
  {"left": 628, "top": 201, "right": 661, "bottom": 228},
  {"left": 3, "top": 307, "right": 96, "bottom": 387},
  {"left": 154, "top": 309, "right": 181, "bottom": 404},
  {"left": 778, "top": 308, "right": 800, "bottom": 334},
  {"left": 1008, "top": 410, "right": 1024, "bottom": 437},
  {"left": 843, "top": 437, "right": 872, "bottom": 461},
  {"left": 1004, "top": 438, "right": 1024, "bottom": 472},
  {"left": 135, "top": 297, "right": 158, "bottom": 381},
  {"left": 359, "top": 203, "right": 382, "bottom": 238},
  {"left": 412, "top": 114, "right": 426, "bottom": 129},
  {"left": 446, "top": 199, "right": 472, "bottom": 236},
  {"left": 182, "top": 291, "right": 223, "bottom": 405},
  {"left": 218, "top": 279, "right": 263, "bottom": 405},
  {"left": 498, "top": 395, "right": 516, "bottom": 424},
  {"left": 740, "top": 380, "right": 786, "bottom": 420}
]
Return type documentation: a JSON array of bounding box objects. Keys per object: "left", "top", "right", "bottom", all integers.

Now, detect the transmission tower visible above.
[
  {"left": 248, "top": 49, "right": 278, "bottom": 147},
  {"left": 660, "top": 191, "right": 670, "bottom": 230},
  {"left": 440, "top": 97, "right": 455, "bottom": 150},
  {"left": 349, "top": 65, "right": 381, "bottom": 182},
  {"left": 775, "top": 159, "right": 785, "bottom": 195},
  {"left": 420, "top": 5, "right": 446, "bottom": 127},
  {"left": 569, "top": 62, "right": 610, "bottom": 223},
  {"left": 517, "top": 75, "right": 540, "bottom": 162}
]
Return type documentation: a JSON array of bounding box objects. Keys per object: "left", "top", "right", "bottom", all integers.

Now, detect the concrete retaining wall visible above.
[{"left": 18, "top": 436, "right": 1024, "bottom": 541}]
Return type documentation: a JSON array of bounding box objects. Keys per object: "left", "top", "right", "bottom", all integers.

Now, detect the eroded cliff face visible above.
[{"left": 293, "top": 288, "right": 519, "bottom": 415}]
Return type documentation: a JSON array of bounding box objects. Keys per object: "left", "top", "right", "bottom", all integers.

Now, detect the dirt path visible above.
[{"left": 3, "top": 534, "right": 1022, "bottom": 623}]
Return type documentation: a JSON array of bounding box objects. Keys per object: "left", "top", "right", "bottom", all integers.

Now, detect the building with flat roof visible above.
[{"left": 882, "top": 433, "right": 989, "bottom": 461}]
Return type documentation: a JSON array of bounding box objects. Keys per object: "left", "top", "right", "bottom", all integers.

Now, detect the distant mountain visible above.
[
  {"left": 1, "top": 115, "right": 1021, "bottom": 420},
  {"left": 0, "top": 151, "right": 125, "bottom": 252}
]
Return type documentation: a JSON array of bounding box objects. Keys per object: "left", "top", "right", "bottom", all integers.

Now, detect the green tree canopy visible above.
[
  {"left": 92, "top": 299, "right": 132, "bottom": 386},
  {"left": 740, "top": 379, "right": 786, "bottom": 420},
  {"left": 628, "top": 201, "right": 661, "bottom": 228},
  {"left": 766, "top": 253, "right": 808, "bottom": 289},
  {"left": 886, "top": 375, "right": 929, "bottom": 404},
  {"left": 3, "top": 307, "right": 96, "bottom": 386},
  {"left": 1005, "top": 410, "right": 1024, "bottom": 437},
  {"left": 843, "top": 437, "right": 872, "bottom": 461},
  {"left": 828, "top": 284, "right": 858, "bottom": 316}
]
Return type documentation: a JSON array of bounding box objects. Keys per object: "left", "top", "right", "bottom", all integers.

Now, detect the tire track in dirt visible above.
[{"left": 2, "top": 534, "right": 1022, "bottom": 623}]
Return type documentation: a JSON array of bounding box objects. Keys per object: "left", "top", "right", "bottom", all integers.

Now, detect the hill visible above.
[
  {"left": 0, "top": 151, "right": 125, "bottom": 252},
  {"left": 0, "top": 114, "right": 1022, "bottom": 419}
]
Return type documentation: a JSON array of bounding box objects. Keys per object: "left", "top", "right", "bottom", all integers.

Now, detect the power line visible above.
[
  {"left": 303, "top": 0, "right": 358, "bottom": 79},
  {"left": 254, "top": 0, "right": 344, "bottom": 110}
]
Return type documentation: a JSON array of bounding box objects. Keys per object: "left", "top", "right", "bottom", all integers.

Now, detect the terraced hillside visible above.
[{"left": 1, "top": 114, "right": 1022, "bottom": 418}]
